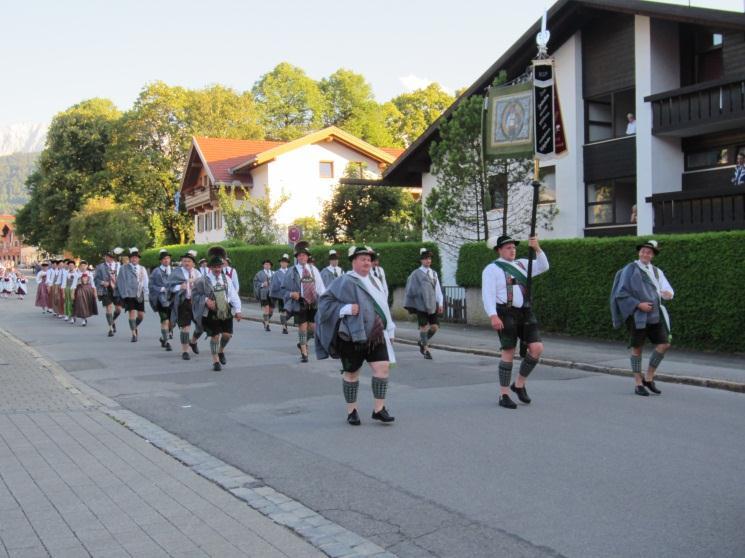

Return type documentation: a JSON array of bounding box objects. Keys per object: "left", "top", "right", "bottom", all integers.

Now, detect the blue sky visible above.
[{"left": 1, "top": 0, "right": 741, "bottom": 125}]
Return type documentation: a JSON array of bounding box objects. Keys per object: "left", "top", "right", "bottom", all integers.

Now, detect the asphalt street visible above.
[{"left": 3, "top": 288, "right": 744, "bottom": 558}]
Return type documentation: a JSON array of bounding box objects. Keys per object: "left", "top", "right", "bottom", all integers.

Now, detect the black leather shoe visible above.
[
  {"left": 218, "top": 352, "right": 226, "bottom": 365},
  {"left": 264, "top": 324, "right": 270, "bottom": 332},
  {"left": 282, "top": 327, "right": 288, "bottom": 334},
  {"left": 371, "top": 407, "right": 395, "bottom": 423},
  {"left": 112, "top": 323, "right": 116, "bottom": 333},
  {"left": 347, "top": 409, "right": 361, "bottom": 425},
  {"left": 423, "top": 350, "right": 433, "bottom": 360},
  {"left": 498, "top": 394, "right": 517, "bottom": 409},
  {"left": 642, "top": 380, "right": 661, "bottom": 395},
  {"left": 165, "top": 342, "right": 172, "bottom": 352},
  {"left": 510, "top": 383, "right": 531, "bottom": 404},
  {"left": 107, "top": 330, "right": 114, "bottom": 337},
  {"left": 301, "top": 354, "right": 309, "bottom": 363},
  {"left": 635, "top": 385, "right": 650, "bottom": 396},
  {"left": 189, "top": 342, "right": 199, "bottom": 355},
  {"left": 182, "top": 352, "right": 190, "bottom": 361},
  {"left": 213, "top": 362, "right": 222, "bottom": 372},
  {"left": 160, "top": 338, "right": 166, "bottom": 348},
  {"left": 131, "top": 335, "right": 137, "bottom": 343}
]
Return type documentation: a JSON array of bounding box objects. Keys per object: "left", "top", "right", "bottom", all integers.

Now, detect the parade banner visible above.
[
  {"left": 533, "top": 59, "right": 554, "bottom": 157},
  {"left": 533, "top": 59, "right": 568, "bottom": 158},
  {"left": 485, "top": 82, "right": 534, "bottom": 159}
]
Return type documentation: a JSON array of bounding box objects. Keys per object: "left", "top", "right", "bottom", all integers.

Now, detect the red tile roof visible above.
[
  {"left": 194, "top": 137, "right": 286, "bottom": 183},
  {"left": 381, "top": 147, "right": 405, "bottom": 159}
]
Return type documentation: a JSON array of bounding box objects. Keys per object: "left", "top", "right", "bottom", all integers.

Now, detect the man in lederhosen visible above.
[
  {"left": 270, "top": 254, "right": 291, "bottom": 335},
  {"left": 116, "top": 247, "right": 148, "bottom": 343},
  {"left": 404, "top": 248, "right": 443, "bottom": 360},
  {"left": 63, "top": 259, "right": 79, "bottom": 322},
  {"left": 481, "top": 235, "right": 549, "bottom": 409},
  {"left": 149, "top": 249, "right": 173, "bottom": 351},
  {"left": 94, "top": 249, "right": 121, "bottom": 337},
  {"left": 281, "top": 241, "right": 326, "bottom": 362},
  {"left": 320, "top": 249, "right": 344, "bottom": 288},
  {"left": 46, "top": 260, "right": 60, "bottom": 317},
  {"left": 316, "top": 246, "right": 396, "bottom": 425},
  {"left": 253, "top": 259, "right": 275, "bottom": 332},
  {"left": 168, "top": 250, "right": 201, "bottom": 360},
  {"left": 610, "top": 240, "right": 674, "bottom": 396},
  {"left": 192, "top": 255, "right": 243, "bottom": 372}
]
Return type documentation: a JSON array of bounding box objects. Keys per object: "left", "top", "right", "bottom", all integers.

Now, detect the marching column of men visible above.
[{"left": 27, "top": 234, "right": 676, "bottom": 424}]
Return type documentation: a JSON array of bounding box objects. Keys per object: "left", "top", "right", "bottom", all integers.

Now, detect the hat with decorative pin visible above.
[
  {"left": 113, "top": 247, "right": 124, "bottom": 257},
  {"left": 128, "top": 247, "right": 140, "bottom": 257},
  {"left": 181, "top": 250, "right": 197, "bottom": 263},
  {"left": 279, "top": 253, "right": 290, "bottom": 263},
  {"left": 348, "top": 245, "right": 376, "bottom": 261},
  {"left": 158, "top": 249, "right": 171, "bottom": 261},
  {"left": 328, "top": 249, "right": 339, "bottom": 260},
  {"left": 636, "top": 239, "right": 660, "bottom": 255},
  {"left": 419, "top": 247, "right": 433, "bottom": 260},
  {"left": 487, "top": 235, "right": 520, "bottom": 251}
]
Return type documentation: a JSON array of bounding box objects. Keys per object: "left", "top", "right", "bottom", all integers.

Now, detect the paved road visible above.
[{"left": 3, "top": 290, "right": 745, "bottom": 558}]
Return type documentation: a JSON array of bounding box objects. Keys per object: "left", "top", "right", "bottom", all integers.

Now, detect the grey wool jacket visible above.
[
  {"left": 315, "top": 274, "right": 387, "bottom": 360},
  {"left": 404, "top": 268, "right": 439, "bottom": 314}
]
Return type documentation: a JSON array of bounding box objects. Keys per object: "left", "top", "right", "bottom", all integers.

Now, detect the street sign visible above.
[{"left": 288, "top": 226, "right": 302, "bottom": 243}]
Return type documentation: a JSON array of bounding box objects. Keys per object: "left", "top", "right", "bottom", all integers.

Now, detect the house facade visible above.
[
  {"left": 378, "top": 0, "right": 745, "bottom": 282},
  {"left": 0, "top": 214, "right": 21, "bottom": 265},
  {"left": 180, "top": 127, "right": 404, "bottom": 244}
]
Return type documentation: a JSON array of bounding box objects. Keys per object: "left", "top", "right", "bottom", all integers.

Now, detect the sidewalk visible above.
[
  {"left": 0, "top": 329, "right": 324, "bottom": 558},
  {"left": 240, "top": 302, "right": 745, "bottom": 392}
]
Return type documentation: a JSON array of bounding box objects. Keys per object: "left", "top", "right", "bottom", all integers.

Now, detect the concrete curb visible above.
[
  {"left": 242, "top": 314, "right": 745, "bottom": 395},
  {"left": 2, "top": 327, "right": 396, "bottom": 558}
]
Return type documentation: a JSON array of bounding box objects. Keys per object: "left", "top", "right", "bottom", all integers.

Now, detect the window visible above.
[
  {"left": 585, "top": 88, "right": 636, "bottom": 143},
  {"left": 319, "top": 161, "right": 334, "bottom": 179},
  {"left": 539, "top": 166, "right": 557, "bottom": 204},
  {"left": 586, "top": 177, "right": 636, "bottom": 226},
  {"left": 686, "top": 148, "right": 729, "bottom": 170},
  {"left": 694, "top": 31, "right": 723, "bottom": 83},
  {"left": 201, "top": 175, "right": 209, "bottom": 188},
  {"left": 214, "top": 210, "right": 222, "bottom": 229},
  {"left": 197, "top": 214, "right": 204, "bottom": 233},
  {"left": 205, "top": 212, "right": 212, "bottom": 232}
]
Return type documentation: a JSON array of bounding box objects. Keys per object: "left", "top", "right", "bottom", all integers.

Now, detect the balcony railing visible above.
[
  {"left": 645, "top": 75, "right": 745, "bottom": 136},
  {"left": 645, "top": 186, "right": 745, "bottom": 234}
]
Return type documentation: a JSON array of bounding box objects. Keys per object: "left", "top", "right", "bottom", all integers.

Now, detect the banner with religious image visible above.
[{"left": 485, "top": 82, "right": 534, "bottom": 159}]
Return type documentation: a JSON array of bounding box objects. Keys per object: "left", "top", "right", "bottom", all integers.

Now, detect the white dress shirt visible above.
[
  {"left": 481, "top": 252, "right": 550, "bottom": 316},
  {"left": 206, "top": 271, "right": 242, "bottom": 314},
  {"left": 635, "top": 260, "right": 674, "bottom": 299}
]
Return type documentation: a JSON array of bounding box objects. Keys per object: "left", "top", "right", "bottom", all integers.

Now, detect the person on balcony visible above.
[
  {"left": 732, "top": 152, "right": 745, "bottom": 187},
  {"left": 625, "top": 113, "right": 636, "bottom": 135}
]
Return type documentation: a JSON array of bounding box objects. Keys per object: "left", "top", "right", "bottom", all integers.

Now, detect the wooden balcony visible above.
[
  {"left": 645, "top": 186, "right": 745, "bottom": 233},
  {"left": 645, "top": 75, "right": 745, "bottom": 137},
  {"left": 184, "top": 187, "right": 213, "bottom": 212}
]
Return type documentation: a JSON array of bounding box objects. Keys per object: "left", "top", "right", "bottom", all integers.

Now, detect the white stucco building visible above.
[
  {"left": 377, "top": 0, "right": 745, "bottom": 283},
  {"left": 180, "top": 127, "right": 404, "bottom": 244}
]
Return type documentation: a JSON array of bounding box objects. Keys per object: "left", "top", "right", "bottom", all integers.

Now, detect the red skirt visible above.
[{"left": 36, "top": 282, "right": 50, "bottom": 307}]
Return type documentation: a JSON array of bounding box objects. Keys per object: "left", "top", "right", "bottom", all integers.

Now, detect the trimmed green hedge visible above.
[
  {"left": 142, "top": 241, "right": 440, "bottom": 298},
  {"left": 457, "top": 231, "right": 745, "bottom": 352}
]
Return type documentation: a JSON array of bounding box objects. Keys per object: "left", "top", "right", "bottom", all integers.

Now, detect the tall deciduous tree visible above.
[
  {"left": 321, "top": 165, "right": 421, "bottom": 243},
  {"left": 66, "top": 197, "right": 151, "bottom": 263},
  {"left": 253, "top": 63, "right": 325, "bottom": 141},
  {"left": 15, "top": 98, "right": 120, "bottom": 254},
  {"left": 320, "top": 69, "right": 394, "bottom": 147},
  {"left": 389, "top": 83, "right": 454, "bottom": 147}
]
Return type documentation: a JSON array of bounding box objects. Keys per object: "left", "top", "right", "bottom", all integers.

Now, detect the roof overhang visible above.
[{"left": 229, "top": 126, "right": 396, "bottom": 173}]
